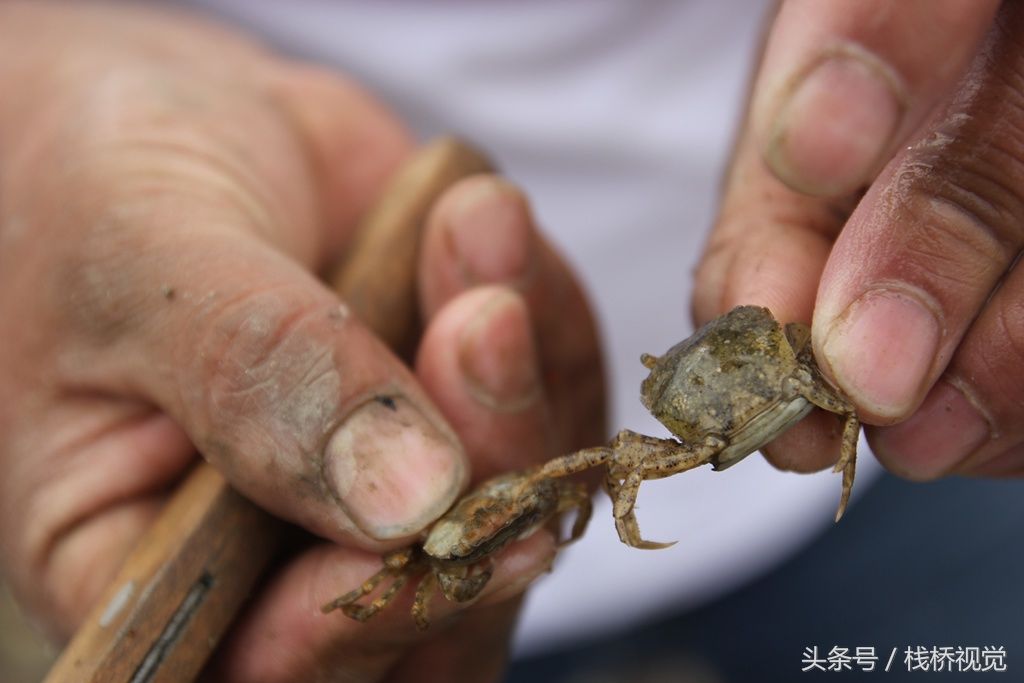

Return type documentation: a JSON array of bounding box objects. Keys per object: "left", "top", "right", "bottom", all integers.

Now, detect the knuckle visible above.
[
  {"left": 49, "top": 154, "right": 280, "bottom": 346},
  {"left": 951, "top": 284, "right": 1024, "bottom": 442},
  {"left": 995, "top": 294, "right": 1024, "bottom": 361},
  {"left": 56, "top": 201, "right": 159, "bottom": 342},
  {"left": 0, "top": 457, "right": 100, "bottom": 640},
  {"left": 882, "top": 129, "right": 1024, "bottom": 314},
  {"left": 897, "top": 166, "right": 1024, "bottom": 271},
  {"left": 184, "top": 286, "right": 347, "bottom": 458},
  {"left": 897, "top": 199, "right": 1007, "bottom": 293},
  {"left": 980, "top": 295, "right": 1024, "bottom": 416},
  {"left": 891, "top": 15, "right": 1024, "bottom": 271}
]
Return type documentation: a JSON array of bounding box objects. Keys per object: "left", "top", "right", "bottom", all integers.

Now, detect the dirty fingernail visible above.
[
  {"left": 873, "top": 380, "right": 989, "bottom": 480},
  {"left": 447, "top": 178, "right": 535, "bottom": 284},
  {"left": 765, "top": 48, "right": 902, "bottom": 196},
  {"left": 460, "top": 289, "right": 542, "bottom": 412},
  {"left": 821, "top": 288, "right": 940, "bottom": 420},
  {"left": 326, "top": 396, "right": 465, "bottom": 539}
]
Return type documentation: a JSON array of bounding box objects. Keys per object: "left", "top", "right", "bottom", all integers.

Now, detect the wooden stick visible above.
[
  {"left": 43, "top": 137, "right": 493, "bottom": 683},
  {"left": 330, "top": 137, "right": 493, "bottom": 360}
]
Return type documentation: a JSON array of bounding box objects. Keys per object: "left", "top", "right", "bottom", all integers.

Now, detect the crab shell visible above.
[
  {"left": 422, "top": 472, "right": 558, "bottom": 564},
  {"left": 640, "top": 305, "right": 815, "bottom": 470}
]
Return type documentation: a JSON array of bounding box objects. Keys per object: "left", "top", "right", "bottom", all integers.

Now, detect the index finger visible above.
[{"left": 752, "top": 0, "right": 998, "bottom": 197}]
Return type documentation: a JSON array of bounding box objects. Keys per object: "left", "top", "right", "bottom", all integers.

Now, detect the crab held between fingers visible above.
[
  {"left": 624, "top": 305, "right": 859, "bottom": 547},
  {"left": 322, "top": 468, "right": 591, "bottom": 630},
  {"left": 537, "top": 305, "right": 860, "bottom": 550}
]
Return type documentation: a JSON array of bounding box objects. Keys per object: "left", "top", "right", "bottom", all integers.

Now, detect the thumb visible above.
[
  {"left": 143, "top": 239, "right": 467, "bottom": 545},
  {"left": 33, "top": 57, "right": 465, "bottom": 547}
]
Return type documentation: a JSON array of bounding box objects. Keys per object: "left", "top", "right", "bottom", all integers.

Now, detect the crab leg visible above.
[
  {"left": 321, "top": 547, "right": 415, "bottom": 618},
  {"left": 608, "top": 467, "right": 675, "bottom": 550},
  {"left": 554, "top": 481, "right": 593, "bottom": 546},
  {"left": 437, "top": 561, "right": 494, "bottom": 603},
  {"left": 321, "top": 567, "right": 393, "bottom": 614},
  {"left": 603, "top": 469, "right": 647, "bottom": 548},
  {"left": 536, "top": 446, "right": 615, "bottom": 479},
  {"left": 833, "top": 413, "right": 859, "bottom": 521},
  {"left": 789, "top": 371, "right": 861, "bottom": 522},
  {"left": 604, "top": 430, "right": 719, "bottom": 549},
  {"left": 340, "top": 573, "right": 412, "bottom": 622},
  {"left": 410, "top": 572, "right": 437, "bottom": 631}
]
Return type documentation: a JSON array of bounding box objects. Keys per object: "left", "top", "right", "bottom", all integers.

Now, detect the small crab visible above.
[
  {"left": 535, "top": 305, "right": 860, "bottom": 549},
  {"left": 323, "top": 468, "right": 591, "bottom": 629}
]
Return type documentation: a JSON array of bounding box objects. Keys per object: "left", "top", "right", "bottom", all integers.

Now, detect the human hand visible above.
[
  {"left": 211, "top": 175, "right": 605, "bottom": 681},
  {"left": 0, "top": 3, "right": 603, "bottom": 681},
  {"left": 694, "top": 0, "right": 1024, "bottom": 480}
]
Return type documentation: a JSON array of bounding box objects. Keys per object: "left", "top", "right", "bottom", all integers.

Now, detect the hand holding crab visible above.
[{"left": 326, "top": 305, "right": 860, "bottom": 630}]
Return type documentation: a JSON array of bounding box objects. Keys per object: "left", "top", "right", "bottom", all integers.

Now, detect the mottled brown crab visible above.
[
  {"left": 323, "top": 468, "right": 591, "bottom": 630},
  {"left": 620, "top": 305, "right": 859, "bottom": 547},
  {"left": 534, "top": 305, "right": 860, "bottom": 549}
]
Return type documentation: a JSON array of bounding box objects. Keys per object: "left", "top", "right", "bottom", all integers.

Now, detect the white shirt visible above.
[{"left": 177, "top": 0, "right": 881, "bottom": 655}]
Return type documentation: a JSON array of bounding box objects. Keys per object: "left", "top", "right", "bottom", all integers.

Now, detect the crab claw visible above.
[
  {"left": 614, "top": 514, "right": 677, "bottom": 550},
  {"left": 437, "top": 562, "right": 494, "bottom": 603}
]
